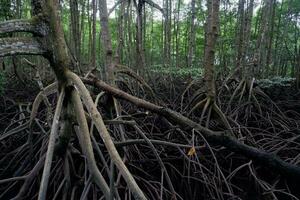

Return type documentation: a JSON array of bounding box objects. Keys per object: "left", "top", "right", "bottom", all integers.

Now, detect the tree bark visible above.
[
  {"left": 116, "top": 0, "right": 126, "bottom": 64},
  {"left": 0, "top": 0, "right": 148, "bottom": 199},
  {"left": 243, "top": 0, "right": 254, "bottom": 76},
  {"left": 91, "top": 0, "right": 97, "bottom": 68},
  {"left": 98, "top": 0, "right": 115, "bottom": 83},
  {"left": 163, "top": 0, "right": 172, "bottom": 66},
  {"left": 0, "top": 19, "right": 48, "bottom": 36},
  {"left": 70, "top": 0, "right": 80, "bottom": 62},
  {"left": 175, "top": 0, "right": 181, "bottom": 68},
  {"left": 134, "top": 0, "right": 146, "bottom": 71},
  {"left": 235, "top": 0, "right": 245, "bottom": 76},
  {"left": 0, "top": 37, "right": 46, "bottom": 57},
  {"left": 187, "top": 0, "right": 196, "bottom": 68},
  {"left": 204, "top": 0, "right": 220, "bottom": 98},
  {"left": 265, "top": 0, "right": 276, "bottom": 77}
]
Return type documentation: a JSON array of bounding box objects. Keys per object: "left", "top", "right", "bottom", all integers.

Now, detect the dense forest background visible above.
[
  {"left": 1, "top": 0, "right": 300, "bottom": 199},
  {"left": 1, "top": 0, "right": 300, "bottom": 80}
]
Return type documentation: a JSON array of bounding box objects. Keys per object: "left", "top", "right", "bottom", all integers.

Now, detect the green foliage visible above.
[
  {"left": 150, "top": 65, "right": 203, "bottom": 78},
  {"left": 0, "top": 0, "right": 12, "bottom": 20},
  {"left": 1, "top": 0, "right": 299, "bottom": 80},
  {"left": 258, "top": 76, "right": 295, "bottom": 89}
]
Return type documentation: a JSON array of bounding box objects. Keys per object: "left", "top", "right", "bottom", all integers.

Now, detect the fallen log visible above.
[{"left": 83, "top": 76, "right": 300, "bottom": 181}]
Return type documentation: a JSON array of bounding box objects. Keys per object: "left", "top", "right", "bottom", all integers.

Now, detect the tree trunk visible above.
[
  {"left": 265, "top": 0, "right": 276, "bottom": 77},
  {"left": 243, "top": 0, "right": 254, "bottom": 76},
  {"left": 175, "top": 0, "right": 181, "bottom": 68},
  {"left": 87, "top": 2, "right": 92, "bottom": 65},
  {"left": 273, "top": 0, "right": 283, "bottom": 76},
  {"left": 70, "top": 0, "right": 80, "bottom": 61},
  {"left": 204, "top": 0, "right": 220, "bottom": 98},
  {"left": 80, "top": 0, "right": 86, "bottom": 63},
  {"left": 163, "top": 0, "right": 171, "bottom": 66},
  {"left": 134, "top": 0, "right": 146, "bottom": 71},
  {"left": 0, "top": 0, "right": 148, "bottom": 198},
  {"left": 255, "top": 0, "right": 274, "bottom": 78},
  {"left": 235, "top": 0, "right": 245, "bottom": 77},
  {"left": 187, "top": 0, "right": 196, "bottom": 68},
  {"left": 91, "top": 0, "right": 97, "bottom": 68},
  {"left": 116, "top": 0, "right": 126, "bottom": 64},
  {"left": 98, "top": 0, "right": 114, "bottom": 83}
]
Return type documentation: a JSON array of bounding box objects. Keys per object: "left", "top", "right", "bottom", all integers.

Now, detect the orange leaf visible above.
[{"left": 187, "top": 147, "right": 196, "bottom": 156}]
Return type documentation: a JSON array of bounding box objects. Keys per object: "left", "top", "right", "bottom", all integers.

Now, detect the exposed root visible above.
[
  {"left": 2, "top": 74, "right": 300, "bottom": 199},
  {"left": 189, "top": 96, "right": 234, "bottom": 136},
  {"left": 224, "top": 78, "right": 264, "bottom": 116},
  {"left": 83, "top": 76, "right": 300, "bottom": 181},
  {"left": 133, "top": 124, "right": 177, "bottom": 199},
  {"left": 71, "top": 89, "right": 110, "bottom": 198},
  {"left": 29, "top": 82, "right": 57, "bottom": 126},
  {"left": 38, "top": 87, "right": 65, "bottom": 200},
  {"left": 67, "top": 71, "right": 147, "bottom": 200},
  {"left": 116, "top": 64, "right": 156, "bottom": 100}
]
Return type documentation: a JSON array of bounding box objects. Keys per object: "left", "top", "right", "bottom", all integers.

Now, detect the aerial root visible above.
[
  {"left": 189, "top": 96, "right": 234, "bottom": 136},
  {"left": 29, "top": 82, "right": 57, "bottom": 127},
  {"left": 1, "top": 73, "right": 148, "bottom": 200},
  {"left": 225, "top": 78, "right": 263, "bottom": 116},
  {"left": 2, "top": 75, "right": 146, "bottom": 199},
  {"left": 37, "top": 72, "right": 148, "bottom": 200},
  {"left": 71, "top": 89, "right": 110, "bottom": 199},
  {"left": 12, "top": 155, "right": 46, "bottom": 200},
  {"left": 67, "top": 71, "right": 147, "bottom": 200},
  {"left": 2, "top": 74, "right": 300, "bottom": 199},
  {"left": 38, "top": 86, "right": 65, "bottom": 200},
  {"left": 133, "top": 125, "right": 177, "bottom": 199},
  {"left": 83, "top": 76, "right": 300, "bottom": 181},
  {"left": 115, "top": 64, "right": 157, "bottom": 100}
]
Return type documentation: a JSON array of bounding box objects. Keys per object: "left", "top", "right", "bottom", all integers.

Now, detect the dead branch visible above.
[{"left": 144, "top": 0, "right": 164, "bottom": 15}]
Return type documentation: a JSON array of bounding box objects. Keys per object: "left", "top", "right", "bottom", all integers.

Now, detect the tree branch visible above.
[
  {"left": 144, "top": 0, "right": 164, "bottom": 15},
  {"left": 0, "top": 37, "right": 46, "bottom": 57},
  {"left": 108, "top": 0, "right": 125, "bottom": 16},
  {"left": 0, "top": 19, "right": 48, "bottom": 36}
]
